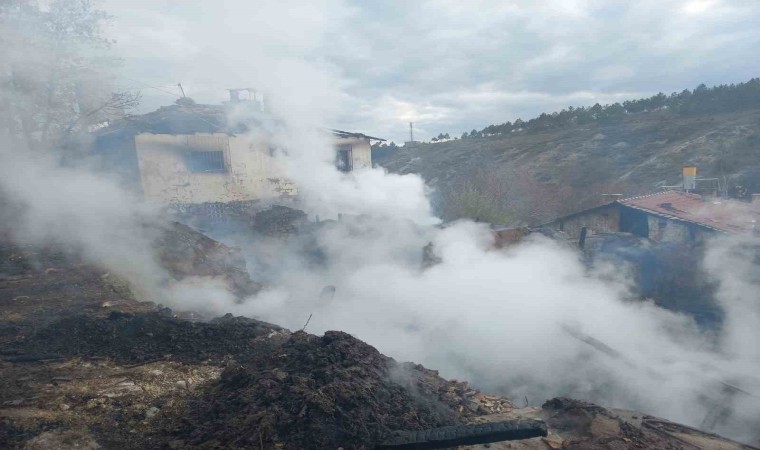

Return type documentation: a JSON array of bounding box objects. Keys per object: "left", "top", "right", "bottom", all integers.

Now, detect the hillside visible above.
[{"left": 376, "top": 108, "right": 760, "bottom": 224}]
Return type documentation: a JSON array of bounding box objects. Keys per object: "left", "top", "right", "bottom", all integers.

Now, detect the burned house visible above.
[
  {"left": 537, "top": 169, "right": 760, "bottom": 325},
  {"left": 93, "top": 96, "right": 384, "bottom": 208},
  {"left": 331, "top": 129, "right": 379, "bottom": 173},
  {"left": 542, "top": 169, "right": 760, "bottom": 244}
]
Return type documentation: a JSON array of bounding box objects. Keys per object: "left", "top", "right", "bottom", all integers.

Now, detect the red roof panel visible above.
[{"left": 618, "top": 191, "right": 760, "bottom": 234}]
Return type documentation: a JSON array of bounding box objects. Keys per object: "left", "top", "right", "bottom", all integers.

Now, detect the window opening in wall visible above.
[
  {"left": 187, "top": 150, "right": 226, "bottom": 173},
  {"left": 620, "top": 207, "right": 649, "bottom": 238},
  {"left": 336, "top": 144, "right": 352, "bottom": 172}
]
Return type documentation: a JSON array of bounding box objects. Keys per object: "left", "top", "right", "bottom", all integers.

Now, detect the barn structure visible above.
[{"left": 540, "top": 190, "right": 760, "bottom": 244}]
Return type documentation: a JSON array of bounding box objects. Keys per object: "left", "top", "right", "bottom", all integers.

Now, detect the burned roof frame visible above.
[{"left": 330, "top": 129, "right": 386, "bottom": 142}]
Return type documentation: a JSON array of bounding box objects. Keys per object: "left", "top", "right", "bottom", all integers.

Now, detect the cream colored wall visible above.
[
  {"left": 135, "top": 133, "right": 374, "bottom": 205},
  {"left": 334, "top": 137, "right": 372, "bottom": 169},
  {"left": 135, "top": 133, "right": 295, "bottom": 205}
]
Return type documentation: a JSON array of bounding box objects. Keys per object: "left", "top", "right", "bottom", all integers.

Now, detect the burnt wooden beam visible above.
[{"left": 375, "top": 419, "right": 547, "bottom": 450}]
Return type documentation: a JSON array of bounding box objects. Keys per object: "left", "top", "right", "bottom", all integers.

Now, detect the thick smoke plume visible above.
[
  {"left": 236, "top": 215, "right": 760, "bottom": 443},
  {"left": 1, "top": 0, "right": 759, "bottom": 445},
  {"left": 219, "top": 54, "right": 760, "bottom": 440},
  {"left": 0, "top": 147, "right": 148, "bottom": 278}
]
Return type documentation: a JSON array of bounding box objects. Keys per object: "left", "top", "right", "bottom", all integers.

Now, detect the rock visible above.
[
  {"left": 59, "top": 403, "right": 70, "bottom": 411},
  {"left": 175, "top": 380, "right": 188, "bottom": 390},
  {"left": 145, "top": 406, "right": 160, "bottom": 419},
  {"left": 85, "top": 398, "right": 106, "bottom": 409}
]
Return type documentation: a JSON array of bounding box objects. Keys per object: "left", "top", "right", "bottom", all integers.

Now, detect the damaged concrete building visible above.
[{"left": 93, "top": 94, "right": 384, "bottom": 210}]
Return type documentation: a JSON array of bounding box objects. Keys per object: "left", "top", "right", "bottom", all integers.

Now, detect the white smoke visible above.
[
  {"left": 199, "top": 17, "right": 760, "bottom": 437},
  {"left": 0, "top": 145, "right": 170, "bottom": 296},
  {"left": 1, "top": 1, "right": 759, "bottom": 445},
  {"left": 234, "top": 213, "right": 760, "bottom": 443}
]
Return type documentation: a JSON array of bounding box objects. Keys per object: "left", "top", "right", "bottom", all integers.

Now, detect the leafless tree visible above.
[{"left": 0, "top": 0, "right": 139, "bottom": 153}]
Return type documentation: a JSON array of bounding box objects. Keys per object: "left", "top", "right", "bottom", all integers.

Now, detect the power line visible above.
[{"left": 120, "top": 76, "right": 181, "bottom": 98}]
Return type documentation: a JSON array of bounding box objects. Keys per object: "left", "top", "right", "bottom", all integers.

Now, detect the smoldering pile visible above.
[
  {"left": 14, "top": 311, "right": 280, "bottom": 364},
  {"left": 251, "top": 205, "right": 309, "bottom": 237},
  {"left": 174, "top": 330, "right": 514, "bottom": 449},
  {"left": 155, "top": 221, "right": 262, "bottom": 298}
]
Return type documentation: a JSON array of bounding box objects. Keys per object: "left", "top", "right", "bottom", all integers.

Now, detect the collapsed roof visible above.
[
  {"left": 330, "top": 128, "right": 386, "bottom": 141},
  {"left": 95, "top": 99, "right": 384, "bottom": 141},
  {"left": 96, "top": 100, "right": 233, "bottom": 136}
]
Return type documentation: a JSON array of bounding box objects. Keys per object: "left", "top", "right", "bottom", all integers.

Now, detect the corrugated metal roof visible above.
[
  {"left": 618, "top": 191, "right": 760, "bottom": 234},
  {"left": 330, "top": 129, "right": 386, "bottom": 141}
]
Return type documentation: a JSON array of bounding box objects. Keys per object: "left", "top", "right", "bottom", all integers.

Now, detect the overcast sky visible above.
[{"left": 103, "top": 0, "right": 760, "bottom": 143}]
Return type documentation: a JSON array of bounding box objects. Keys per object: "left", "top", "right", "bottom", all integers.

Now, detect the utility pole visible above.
[
  {"left": 177, "top": 83, "right": 186, "bottom": 98},
  {"left": 409, "top": 122, "right": 414, "bottom": 142}
]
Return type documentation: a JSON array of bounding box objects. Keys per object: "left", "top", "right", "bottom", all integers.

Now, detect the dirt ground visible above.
[{"left": 2, "top": 237, "right": 758, "bottom": 449}]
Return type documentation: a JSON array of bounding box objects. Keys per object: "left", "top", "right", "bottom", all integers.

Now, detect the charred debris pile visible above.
[
  {"left": 0, "top": 220, "right": 527, "bottom": 449},
  {"left": 155, "top": 221, "right": 262, "bottom": 298},
  {"left": 176, "top": 330, "right": 514, "bottom": 449},
  {"left": 3, "top": 306, "right": 526, "bottom": 449},
  {"left": 13, "top": 311, "right": 279, "bottom": 364},
  {"left": 8, "top": 307, "right": 515, "bottom": 448},
  {"left": 2, "top": 207, "right": 758, "bottom": 448}
]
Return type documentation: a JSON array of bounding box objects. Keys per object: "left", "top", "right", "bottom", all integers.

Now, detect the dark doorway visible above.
[
  {"left": 620, "top": 207, "right": 649, "bottom": 238},
  {"left": 336, "top": 145, "right": 353, "bottom": 172}
]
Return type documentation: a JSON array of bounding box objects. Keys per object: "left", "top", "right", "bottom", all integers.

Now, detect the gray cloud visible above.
[{"left": 104, "top": 0, "right": 760, "bottom": 142}]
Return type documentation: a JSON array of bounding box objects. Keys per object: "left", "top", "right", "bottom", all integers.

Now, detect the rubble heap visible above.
[
  {"left": 398, "top": 363, "right": 515, "bottom": 416},
  {"left": 177, "top": 330, "right": 496, "bottom": 449},
  {"left": 15, "top": 311, "right": 279, "bottom": 364},
  {"left": 252, "top": 205, "right": 308, "bottom": 237},
  {"left": 155, "top": 221, "right": 261, "bottom": 298}
]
